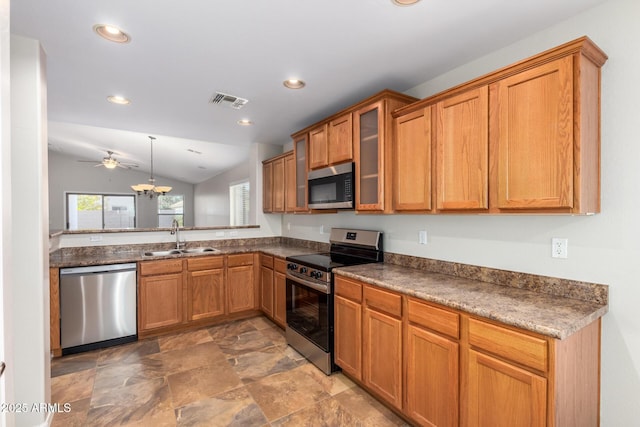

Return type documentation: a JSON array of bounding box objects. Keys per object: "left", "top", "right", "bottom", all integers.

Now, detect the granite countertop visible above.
[
  {"left": 334, "top": 263, "right": 607, "bottom": 340},
  {"left": 49, "top": 244, "right": 319, "bottom": 268},
  {"left": 50, "top": 239, "right": 608, "bottom": 341}
]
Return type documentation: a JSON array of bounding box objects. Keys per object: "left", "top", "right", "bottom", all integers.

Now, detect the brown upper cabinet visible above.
[
  {"left": 353, "top": 91, "right": 418, "bottom": 212},
  {"left": 262, "top": 160, "right": 273, "bottom": 213},
  {"left": 436, "top": 86, "right": 489, "bottom": 211},
  {"left": 491, "top": 57, "right": 574, "bottom": 211},
  {"left": 393, "top": 106, "right": 433, "bottom": 212},
  {"left": 308, "top": 123, "right": 329, "bottom": 170},
  {"left": 292, "top": 133, "right": 308, "bottom": 212},
  {"left": 393, "top": 36, "right": 607, "bottom": 215},
  {"left": 308, "top": 113, "right": 353, "bottom": 170},
  {"left": 329, "top": 113, "right": 354, "bottom": 165},
  {"left": 262, "top": 151, "right": 294, "bottom": 214},
  {"left": 287, "top": 89, "right": 416, "bottom": 213}
]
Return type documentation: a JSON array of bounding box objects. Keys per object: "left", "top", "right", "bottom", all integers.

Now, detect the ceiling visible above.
[{"left": 11, "top": 0, "right": 607, "bottom": 184}]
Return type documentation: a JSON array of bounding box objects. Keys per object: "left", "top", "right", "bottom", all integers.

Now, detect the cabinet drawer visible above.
[
  {"left": 407, "top": 298, "right": 459, "bottom": 339},
  {"left": 274, "top": 257, "right": 287, "bottom": 273},
  {"left": 363, "top": 285, "right": 401, "bottom": 318},
  {"left": 468, "top": 318, "right": 548, "bottom": 372},
  {"left": 139, "top": 259, "right": 183, "bottom": 276},
  {"left": 227, "top": 253, "right": 253, "bottom": 267},
  {"left": 335, "top": 276, "right": 362, "bottom": 303},
  {"left": 187, "top": 256, "right": 224, "bottom": 271},
  {"left": 261, "top": 255, "right": 274, "bottom": 269}
]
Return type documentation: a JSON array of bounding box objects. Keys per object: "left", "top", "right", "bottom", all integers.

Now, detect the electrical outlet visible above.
[
  {"left": 551, "top": 238, "right": 568, "bottom": 258},
  {"left": 228, "top": 230, "right": 239, "bottom": 237},
  {"left": 419, "top": 230, "right": 428, "bottom": 245},
  {"left": 215, "top": 231, "right": 224, "bottom": 237},
  {"left": 287, "top": 222, "right": 291, "bottom": 231},
  {"left": 89, "top": 235, "right": 102, "bottom": 242}
]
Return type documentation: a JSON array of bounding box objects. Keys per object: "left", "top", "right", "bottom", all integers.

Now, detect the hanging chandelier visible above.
[{"left": 131, "top": 136, "right": 172, "bottom": 198}]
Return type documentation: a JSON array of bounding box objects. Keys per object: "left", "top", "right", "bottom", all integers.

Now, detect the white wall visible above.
[
  {"left": 0, "top": 0, "right": 14, "bottom": 425},
  {"left": 283, "top": 0, "right": 640, "bottom": 424},
  {"left": 194, "top": 158, "right": 250, "bottom": 226},
  {"left": 11, "top": 35, "right": 49, "bottom": 427},
  {"left": 48, "top": 150, "right": 195, "bottom": 230}
]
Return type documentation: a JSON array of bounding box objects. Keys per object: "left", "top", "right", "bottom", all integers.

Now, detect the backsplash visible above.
[{"left": 384, "top": 252, "right": 608, "bottom": 305}]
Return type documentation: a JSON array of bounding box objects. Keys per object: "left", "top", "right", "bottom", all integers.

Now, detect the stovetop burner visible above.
[{"left": 286, "top": 252, "right": 367, "bottom": 272}]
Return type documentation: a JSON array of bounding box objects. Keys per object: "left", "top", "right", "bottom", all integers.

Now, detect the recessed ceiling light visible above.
[
  {"left": 93, "top": 24, "right": 131, "bottom": 43},
  {"left": 237, "top": 119, "right": 253, "bottom": 126},
  {"left": 283, "top": 79, "right": 306, "bottom": 89},
  {"left": 391, "top": 0, "right": 420, "bottom": 5},
  {"left": 107, "top": 95, "right": 131, "bottom": 105}
]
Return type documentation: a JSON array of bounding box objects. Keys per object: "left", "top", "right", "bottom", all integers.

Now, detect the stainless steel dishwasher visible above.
[{"left": 60, "top": 263, "right": 137, "bottom": 355}]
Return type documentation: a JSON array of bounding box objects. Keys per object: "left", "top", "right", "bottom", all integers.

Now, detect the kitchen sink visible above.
[
  {"left": 142, "top": 247, "right": 219, "bottom": 257},
  {"left": 142, "top": 249, "right": 183, "bottom": 257},
  {"left": 181, "top": 247, "right": 219, "bottom": 254}
]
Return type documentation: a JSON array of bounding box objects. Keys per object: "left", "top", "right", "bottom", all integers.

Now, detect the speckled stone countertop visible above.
[
  {"left": 49, "top": 237, "right": 328, "bottom": 268},
  {"left": 334, "top": 263, "right": 608, "bottom": 340},
  {"left": 49, "top": 237, "right": 608, "bottom": 340}
]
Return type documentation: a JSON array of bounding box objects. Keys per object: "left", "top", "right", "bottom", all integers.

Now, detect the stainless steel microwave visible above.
[{"left": 307, "top": 162, "right": 355, "bottom": 209}]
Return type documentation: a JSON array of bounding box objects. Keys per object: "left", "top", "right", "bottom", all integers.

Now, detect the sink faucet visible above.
[{"left": 170, "top": 219, "right": 184, "bottom": 250}]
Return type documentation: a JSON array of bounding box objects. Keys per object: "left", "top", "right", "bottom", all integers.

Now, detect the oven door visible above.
[{"left": 286, "top": 277, "right": 332, "bottom": 353}]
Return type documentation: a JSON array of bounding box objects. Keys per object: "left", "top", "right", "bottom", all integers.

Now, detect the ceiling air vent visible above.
[{"left": 209, "top": 92, "right": 249, "bottom": 109}]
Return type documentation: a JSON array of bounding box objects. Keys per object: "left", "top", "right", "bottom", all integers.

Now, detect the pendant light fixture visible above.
[{"left": 131, "top": 136, "right": 172, "bottom": 198}]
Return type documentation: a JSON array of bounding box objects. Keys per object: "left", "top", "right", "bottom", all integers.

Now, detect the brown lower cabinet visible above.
[
  {"left": 259, "top": 254, "right": 287, "bottom": 329},
  {"left": 186, "top": 256, "right": 225, "bottom": 321},
  {"left": 362, "top": 285, "right": 403, "bottom": 411},
  {"left": 273, "top": 258, "right": 287, "bottom": 328},
  {"left": 334, "top": 275, "right": 601, "bottom": 427},
  {"left": 139, "top": 259, "right": 184, "bottom": 332},
  {"left": 137, "top": 254, "right": 260, "bottom": 338},
  {"left": 227, "top": 253, "right": 257, "bottom": 313},
  {"left": 260, "top": 254, "right": 274, "bottom": 318}
]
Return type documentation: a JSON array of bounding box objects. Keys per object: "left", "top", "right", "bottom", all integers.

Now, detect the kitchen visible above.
[{"left": 4, "top": 0, "right": 640, "bottom": 426}]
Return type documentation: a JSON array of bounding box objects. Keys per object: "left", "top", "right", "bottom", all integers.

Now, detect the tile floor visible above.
[{"left": 51, "top": 316, "right": 410, "bottom": 426}]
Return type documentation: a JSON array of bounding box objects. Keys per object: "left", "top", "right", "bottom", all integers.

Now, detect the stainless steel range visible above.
[{"left": 285, "top": 228, "right": 383, "bottom": 375}]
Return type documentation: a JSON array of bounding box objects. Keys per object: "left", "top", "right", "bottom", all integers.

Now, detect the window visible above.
[
  {"left": 158, "top": 195, "right": 184, "bottom": 227},
  {"left": 230, "top": 181, "right": 250, "bottom": 226},
  {"left": 66, "top": 193, "right": 136, "bottom": 230}
]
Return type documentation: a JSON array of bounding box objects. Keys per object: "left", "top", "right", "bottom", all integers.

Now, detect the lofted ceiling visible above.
[{"left": 11, "top": 0, "right": 608, "bottom": 184}]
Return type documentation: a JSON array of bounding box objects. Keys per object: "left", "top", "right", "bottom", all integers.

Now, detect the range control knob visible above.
[
  {"left": 314, "top": 271, "right": 323, "bottom": 279},
  {"left": 300, "top": 267, "right": 308, "bottom": 274},
  {"left": 287, "top": 263, "right": 297, "bottom": 270}
]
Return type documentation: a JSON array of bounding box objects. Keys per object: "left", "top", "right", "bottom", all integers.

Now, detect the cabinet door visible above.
[
  {"left": 227, "top": 265, "right": 255, "bottom": 313},
  {"left": 328, "top": 112, "right": 353, "bottom": 165},
  {"left": 263, "top": 161, "right": 273, "bottom": 213},
  {"left": 354, "top": 101, "right": 384, "bottom": 211},
  {"left": 436, "top": 86, "right": 489, "bottom": 211},
  {"left": 466, "top": 350, "right": 547, "bottom": 427},
  {"left": 273, "top": 270, "right": 286, "bottom": 328},
  {"left": 139, "top": 273, "right": 183, "bottom": 331},
  {"left": 394, "top": 107, "right": 432, "bottom": 211},
  {"left": 284, "top": 152, "right": 296, "bottom": 213},
  {"left": 406, "top": 324, "right": 459, "bottom": 427},
  {"left": 334, "top": 295, "right": 362, "bottom": 380},
  {"left": 363, "top": 306, "right": 402, "bottom": 410},
  {"left": 293, "top": 134, "right": 308, "bottom": 211},
  {"left": 188, "top": 268, "right": 225, "bottom": 321},
  {"left": 260, "top": 265, "right": 274, "bottom": 317},
  {"left": 492, "top": 56, "right": 573, "bottom": 209},
  {"left": 309, "top": 124, "right": 329, "bottom": 170},
  {"left": 272, "top": 157, "right": 285, "bottom": 212}
]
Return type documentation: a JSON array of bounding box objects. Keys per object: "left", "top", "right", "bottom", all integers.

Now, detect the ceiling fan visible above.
[{"left": 77, "top": 151, "right": 138, "bottom": 170}]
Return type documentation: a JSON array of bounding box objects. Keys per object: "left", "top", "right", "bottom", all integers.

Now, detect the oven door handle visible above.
[{"left": 286, "top": 274, "right": 330, "bottom": 294}]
